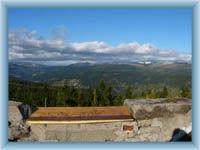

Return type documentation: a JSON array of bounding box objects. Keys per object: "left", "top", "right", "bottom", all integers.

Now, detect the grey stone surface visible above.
[
  {"left": 137, "top": 120, "right": 152, "bottom": 127},
  {"left": 9, "top": 101, "right": 22, "bottom": 106},
  {"left": 138, "top": 126, "right": 161, "bottom": 134},
  {"left": 134, "top": 110, "right": 192, "bottom": 141},
  {"left": 31, "top": 124, "right": 46, "bottom": 141},
  {"left": 30, "top": 121, "right": 136, "bottom": 142},
  {"left": 8, "top": 101, "right": 24, "bottom": 141},
  {"left": 9, "top": 106, "right": 23, "bottom": 124},
  {"left": 66, "top": 130, "right": 117, "bottom": 141},
  {"left": 151, "top": 118, "right": 162, "bottom": 128},
  {"left": 8, "top": 122, "right": 31, "bottom": 141},
  {"left": 158, "top": 110, "right": 192, "bottom": 141},
  {"left": 8, "top": 101, "right": 34, "bottom": 141},
  {"left": 123, "top": 99, "right": 192, "bottom": 142},
  {"left": 124, "top": 98, "right": 191, "bottom": 120},
  {"left": 46, "top": 125, "right": 66, "bottom": 141}
]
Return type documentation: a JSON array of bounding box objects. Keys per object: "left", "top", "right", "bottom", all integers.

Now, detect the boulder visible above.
[
  {"left": 9, "top": 101, "right": 32, "bottom": 122},
  {"left": 8, "top": 101, "right": 32, "bottom": 141},
  {"left": 8, "top": 105, "right": 22, "bottom": 125},
  {"left": 124, "top": 98, "right": 191, "bottom": 120}
]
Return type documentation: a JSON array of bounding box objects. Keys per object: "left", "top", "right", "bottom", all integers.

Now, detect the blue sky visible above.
[{"left": 8, "top": 8, "right": 192, "bottom": 65}]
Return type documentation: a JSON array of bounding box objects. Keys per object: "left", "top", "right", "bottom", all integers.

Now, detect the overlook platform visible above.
[
  {"left": 23, "top": 99, "right": 191, "bottom": 141},
  {"left": 27, "top": 106, "right": 133, "bottom": 124}
]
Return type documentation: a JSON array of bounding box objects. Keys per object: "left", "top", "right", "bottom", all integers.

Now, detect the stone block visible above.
[
  {"left": 31, "top": 124, "right": 46, "bottom": 141},
  {"left": 124, "top": 98, "right": 191, "bottom": 120}
]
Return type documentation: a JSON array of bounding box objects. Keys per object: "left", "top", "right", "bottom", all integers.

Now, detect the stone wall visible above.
[
  {"left": 9, "top": 98, "right": 192, "bottom": 142},
  {"left": 31, "top": 121, "right": 137, "bottom": 142}
]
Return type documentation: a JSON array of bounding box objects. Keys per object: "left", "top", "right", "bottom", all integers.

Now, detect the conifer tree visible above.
[
  {"left": 125, "top": 86, "right": 133, "bottom": 99},
  {"left": 92, "top": 89, "right": 98, "bottom": 106}
]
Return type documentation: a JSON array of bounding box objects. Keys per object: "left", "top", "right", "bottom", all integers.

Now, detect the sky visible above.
[{"left": 8, "top": 8, "right": 192, "bottom": 65}]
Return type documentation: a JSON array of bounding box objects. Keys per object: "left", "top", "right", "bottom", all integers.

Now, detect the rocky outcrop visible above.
[
  {"left": 8, "top": 101, "right": 35, "bottom": 141},
  {"left": 9, "top": 101, "right": 23, "bottom": 124}
]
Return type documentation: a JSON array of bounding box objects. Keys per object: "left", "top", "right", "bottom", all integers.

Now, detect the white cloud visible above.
[
  {"left": 8, "top": 29, "right": 191, "bottom": 64},
  {"left": 72, "top": 41, "right": 109, "bottom": 53}
]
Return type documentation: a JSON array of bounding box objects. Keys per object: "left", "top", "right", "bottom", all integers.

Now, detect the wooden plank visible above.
[{"left": 27, "top": 106, "right": 133, "bottom": 124}]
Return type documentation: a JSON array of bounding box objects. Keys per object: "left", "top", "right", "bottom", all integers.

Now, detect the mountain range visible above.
[{"left": 9, "top": 61, "right": 191, "bottom": 88}]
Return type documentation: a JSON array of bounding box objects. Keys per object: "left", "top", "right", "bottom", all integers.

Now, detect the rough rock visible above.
[
  {"left": 124, "top": 98, "right": 191, "bottom": 120},
  {"left": 9, "top": 101, "right": 32, "bottom": 121},
  {"left": 8, "top": 123, "right": 31, "bottom": 141},
  {"left": 8, "top": 101, "right": 33, "bottom": 141},
  {"left": 9, "top": 101, "right": 23, "bottom": 124},
  {"left": 9, "top": 101, "right": 22, "bottom": 106},
  {"left": 158, "top": 110, "right": 192, "bottom": 141}
]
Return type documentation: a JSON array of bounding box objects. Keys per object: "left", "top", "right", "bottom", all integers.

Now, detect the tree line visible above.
[{"left": 9, "top": 79, "right": 191, "bottom": 108}]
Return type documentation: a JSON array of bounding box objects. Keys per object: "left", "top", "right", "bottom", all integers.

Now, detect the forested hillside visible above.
[
  {"left": 9, "top": 76, "right": 191, "bottom": 108},
  {"left": 9, "top": 62, "right": 191, "bottom": 88}
]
